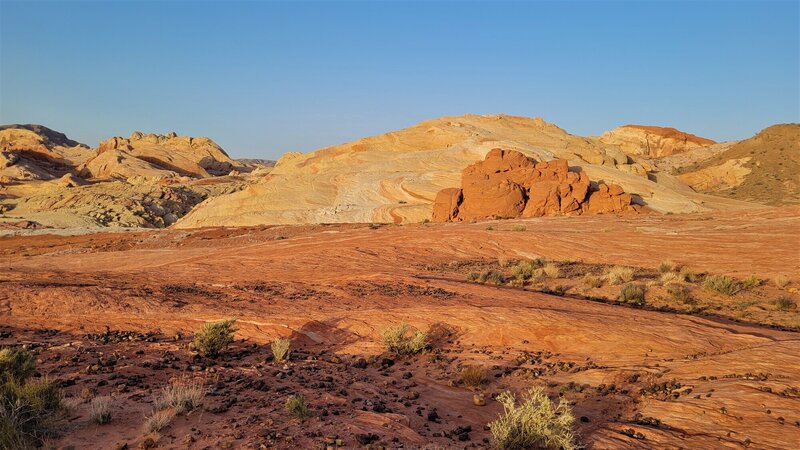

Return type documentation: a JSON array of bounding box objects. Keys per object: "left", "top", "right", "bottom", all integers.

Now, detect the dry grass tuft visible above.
[
  {"left": 773, "top": 296, "right": 797, "bottom": 312},
  {"left": 605, "top": 266, "right": 634, "bottom": 285},
  {"left": 460, "top": 365, "right": 488, "bottom": 389},
  {"left": 703, "top": 275, "right": 740, "bottom": 296},
  {"left": 489, "top": 387, "right": 578, "bottom": 450},
  {"left": 619, "top": 283, "right": 646, "bottom": 306},
  {"left": 583, "top": 275, "right": 603, "bottom": 288},
  {"left": 381, "top": 324, "right": 428, "bottom": 355},
  {"left": 540, "top": 263, "right": 561, "bottom": 279},
  {"left": 511, "top": 225, "right": 527, "bottom": 232},
  {"left": 89, "top": 396, "right": 112, "bottom": 424},
  {"left": 285, "top": 394, "right": 309, "bottom": 420},
  {"left": 154, "top": 379, "right": 204, "bottom": 415},
  {"left": 271, "top": 338, "right": 291, "bottom": 363},
  {"left": 774, "top": 275, "right": 790, "bottom": 289},
  {"left": 658, "top": 260, "right": 677, "bottom": 274},
  {"left": 143, "top": 408, "right": 175, "bottom": 433}
]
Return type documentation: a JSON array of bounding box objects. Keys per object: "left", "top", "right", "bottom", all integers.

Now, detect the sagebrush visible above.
[{"left": 382, "top": 324, "right": 428, "bottom": 355}]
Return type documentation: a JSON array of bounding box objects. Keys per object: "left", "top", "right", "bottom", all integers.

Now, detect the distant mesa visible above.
[{"left": 432, "top": 149, "right": 640, "bottom": 222}]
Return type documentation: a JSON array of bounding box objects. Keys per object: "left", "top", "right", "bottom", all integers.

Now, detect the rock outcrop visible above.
[
  {"left": 432, "top": 149, "right": 640, "bottom": 222},
  {"left": 0, "top": 124, "right": 91, "bottom": 181},
  {"left": 600, "top": 125, "right": 715, "bottom": 158}
]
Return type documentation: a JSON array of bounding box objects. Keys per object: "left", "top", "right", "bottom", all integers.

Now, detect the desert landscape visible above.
[{"left": 1, "top": 116, "right": 799, "bottom": 450}]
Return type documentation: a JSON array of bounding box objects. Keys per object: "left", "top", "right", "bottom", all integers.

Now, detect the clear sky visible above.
[{"left": 1, "top": 1, "right": 798, "bottom": 159}]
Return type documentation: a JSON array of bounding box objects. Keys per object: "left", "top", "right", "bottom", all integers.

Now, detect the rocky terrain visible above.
[
  {"left": 1, "top": 208, "right": 798, "bottom": 449},
  {"left": 599, "top": 125, "right": 716, "bottom": 158}
]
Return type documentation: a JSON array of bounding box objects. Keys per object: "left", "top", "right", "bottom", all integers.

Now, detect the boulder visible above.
[{"left": 431, "top": 188, "right": 462, "bottom": 222}]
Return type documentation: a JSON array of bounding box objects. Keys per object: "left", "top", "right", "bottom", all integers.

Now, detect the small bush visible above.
[
  {"left": 679, "top": 267, "right": 697, "bottom": 283},
  {"left": 271, "top": 338, "right": 291, "bottom": 363},
  {"left": 489, "top": 387, "right": 578, "bottom": 450},
  {"left": 89, "top": 396, "right": 112, "bottom": 424},
  {"left": 154, "top": 379, "right": 204, "bottom": 415},
  {"left": 619, "top": 283, "right": 646, "bottom": 306},
  {"left": 0, "top": 347, "right": 36, "bottom": 382},
  {"left": 774, "top": 275, "right": 789, "bottom": 289},
  {"left": 460, "top": 365, "right": 488, "bottom": 389},
  {"left": 1, "top": 377, "right": 62, "bottom": 448},
  {"left": 143, "top": 408, "right": 175, "bottom": 433},
  {"left": 467, "top": 272, "right": 480, "bottom": 282},
  {"left": 511, "top": 225, "right": 527, "bottom": 232},
  {"left": 742, "top": 275, "right": 761, "bottom": 289},
  {"left": 478, "top": 270, "right": 505, "bottom": 285},
  {"left": 606, "top": 266, "right": 634, "bottom": 285},
  {"left": 668, "top": 285, "right": 693, "bottom": 304},
  {"left": 658, "top": 260, "right": 676, "bottom": 274},
  {"left": 660, "top": 271, "right": 681, "bottom": 285},
  {"left": 381, "top": 324, "right": 428, "bottom": 355},
  {"left": 193, "top": 319, "right": 238, "bottom": 357},
  {"left": 703, "top": 275, "right": 740, "bottom": 296},
  {"left": 285, "top": 394, "right": 309, "bottom": 420},
  {"left": 511, "top": 259, "right": 545, "bottom": 281},
  {"left": 583, "top": 275, "right": 602, "bottom": 288},
  {"left": 540, "top": 263, "right": 561, "bottom": 279},
  {"left": 774, "top": 296, "right": 797, "bottom": 312}
]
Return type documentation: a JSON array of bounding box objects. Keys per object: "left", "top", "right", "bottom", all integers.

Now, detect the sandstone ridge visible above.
[
  {"left": 600, "top": 125, "right": 716, "bottom": 158},
  {"left": 432, "top": 149, "right": 639, "bottom": 221}
]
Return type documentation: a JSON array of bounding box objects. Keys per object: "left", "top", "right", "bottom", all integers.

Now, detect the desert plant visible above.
[
  {"left": 143, "top": 408, "right": 175, "bottom": 433},
  {"left": 466, "top": 272, "right": 480, "bottom": 282},
  {"left": 511, "top": 225, "right": 527, "bottom": 232},
  {"left": 460, "top": 365, "right": 488, "bottom": 389},
  {"left": 774, "top": 275, "right": 790, "bottom": 289},
  {"left": 0, "top": 376, "right": 62, "bottom": 449},
  {"left": 668, "top": 285, "right": 694, "bottom": 304},
  {"left": 619, "top": 283, "right": 646, "bottom": 306},
  {"left": 540, "top": 263, "right": 561, "bottom": 279},
  {"left": 703, "top": 275, "right": 740, "bottom": 296},
  {"left": 583, "top": 275, "right": 602, "bottom": 288},
  {"left": 742, "top": 274, "right": 761, "bottom": 289},
  {"left": 271, "top": 338, "right": 291, "bottom": 363},
  {"left": 660, "top": 271, "right": 681, "bottom": 285},
  {"left": 658, "top": 260, "right": 677, "bottom": 274},
  {"left": 605, "top": 266, "right": 634, "bottom": 285},
  {"left": 511, "top": 259, "right": 545, "bottom": 281},
  {"left": 678, "top": 267, "right": 697, "bottom": 283},
  {"left": 488, "top": 387, "right": 578, "bottom": 450},
  {"left": 285, "top": 394, "right": 309, "bottom": 420},
  {"left": 381, "top": 324, "right": 428, "bottom": 355},
  {"left": 0, "top": 347, "right": 36, "bottom": 383},
  {"left": 193, "top": 319, "right": 238, "bottom": 357},
  {"left": 478, "top": 270, "right": 505, "bottom": 285},
  {"left": 154, "top": 379, "right": 204, "bottom": 415},
  {"left": 773, "top": 296, "right": 797, "bottom": 312},
  {"left": 89, "top": 396, "right": 112, "bottom": 424}
]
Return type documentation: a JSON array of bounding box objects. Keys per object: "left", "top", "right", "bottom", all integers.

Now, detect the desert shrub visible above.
[
  {"left": 508, "top": 279, "right": 525, "bottom": 288},
  {"left": 774, "top": 275, "right": 789, "bottom": 289},
  {"left": 488, "top": 387, "right": 578, "bottom": 450},
  {"left": 154, "top": 379, "right": 204, "bottom": 415},
  {"left": 511, "top": 259, "right": 545, "bottom": 281},
  {"left": 511, "top": 225, "right": 527, "bottom": 232},
  {"left": 703, "top": 275, "right": 740, "bottom": 296},
  {"left": 478, "top": 270, "right": 506, "bottom": 285},
  {"left": 605, "top": 266, "right": 634, "bottom": 285},
  {"left": 89, "top": 396, "right": 112, "bottom": 424},
  {"left": 193, "top": 319, "right": 238, "bottom": 357},
  {"left": 381, "top": 324, "right": 428, "bottom": 355},
  {"left": 678, "top": 267, "right": 697, "bottom": 283},
  {"left": 0, "top": 376, "right": 62, "bottom": 449},
  {"left": 742, "top": 275, "right": 761, "bottom": 289},
  {"left": 619, "top": 283, "right": 646, "bottom": 306},
  {"left": 467, "top": 272, "right": 480, "bottom": 282},
  {"left": 773, "top": 296, "right": 797, "bottom": 312},
  {"left": 583, "top": 275, "right": 602, "bottom": 288},
  {"left": 271, "top": 338, "right": 291, "bottom": 363},
  {"left": 668, "top": 285, "right": 693, "bottom": 304},
  {"left": 658, "top": 260, "right": 676, "bottom": 274},
  {"left": 143, "top": 408, "right": 175, "bottom": 433},
  {"left": 498, "top": 257, "right": 510, "bottom": 268},
  {"left": 285, "top": 394, "right": 309, "bottom": 420},
  {"left": 540, "top": 263, "right": 561, "bottom": 279},
  {"left": 0, "top": 348, "right": 36, "bottom": 382},
  {"left": 460, "top": 365, "right": 488, "bottom": 389},
  {"left": 660, "top": 271, "right": 681, "bottom": 285}
]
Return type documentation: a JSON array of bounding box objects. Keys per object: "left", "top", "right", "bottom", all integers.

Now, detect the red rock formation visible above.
[{"left": 432, "top": 149, "right": 640, "bottom": 222}]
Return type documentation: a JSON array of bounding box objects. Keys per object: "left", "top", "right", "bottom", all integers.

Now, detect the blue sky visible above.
[{"left": 1, "top": 1, "right": 798, "bottom": 159}]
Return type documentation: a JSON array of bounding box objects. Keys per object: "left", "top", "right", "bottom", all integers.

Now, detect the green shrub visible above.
[
  {"left": 460, "top": 365, "right": 488, "bottom": 389},
  {"left": 0, "top": 375, "right": 62, "bottom": 449},
  {"left": 478, "top": 270, "right": 506, "bottom": 285},
  {"left": 0, "top": 347, "right": 35, "bottom": 382},
  {"left": 285, "top": 394, "right": 309, "bottom": 420},
  {"left": 703, "top": 275, "right": 740, "bottom": 296},
  {"left": 619, "top": 283, "right": 646, "bottom": 306},
  {"left": 742, "top": 275, "right": 761, "bottom": 289},
  {"left": 271, "top": 338, "right": 291, "bottom": 363},
  {"left": 605, "top": 266, "right": 634, "bottom": 285},
  {"left": 381, "top": 324, "right": 428, "bottom": 355},
  {"left": 489, "top": 387, "right": 578, "bottom": 450},
  {"left": 193, "top": 319, "right": 238, "bottom": 357},
  {"left": 774, "top": 296, "right": 797, "bottom": 312}
]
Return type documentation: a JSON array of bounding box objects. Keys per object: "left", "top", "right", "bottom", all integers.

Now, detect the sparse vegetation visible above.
[
  {"left": 679, "top": 267, "right": 696, "bottom": 282},
  {"left": 154, "top": 379, "right": 205, "bottom": 415},
  {"left": 619, "top": 283, "right": 646, "bottom": 306},
  {"left": 382, "top": 324, "right": 428, "bottom": 355},
  {"left": 467, "top": 272, "right": 480, "bottom": 282},
  {"left": 489, "top": 387, "right": 578, "bottom": 450},
  {"left": 271, "top": 338, "right": 291, "bottom": 363},
  {"left": 460, "top": 365, "right": 488, "bottom": 389},
  {"left": 606, "top": 266, "right": 634, "bottom": 285},
  {"left": 540, "top": 262, "right": 560, "bottom": 279},
  {"left": 583, "top": 274, "right": 602, "bottom": 288},
  {"left": 703, "top": 275, "right": 740, "bottom": 296},
  {"left": 285, "top": 394, "right": 309, "bottom": 420},
  {"left": 511, "top": 259, "right": 545, "bottom": 281},
  {"left": 774, "top": 296, "right": 797, "bottom": 312},
  {"left": 0, "top": 347, "right": 62, "bottom": 449},
  {"left": 659, "top": 260, "right": 676, "bottom": 274},
  {"left": 660, "top": 271, "right": 681, "bottom": 285},
  {"left": 89, "top": 396, "right": 112, "bottom": 424},
  {"left": 511, "top": 225, "right": 527, "bottom": 232},
  {"left": 774, "top": 275, "right": 789, "bottom": 289},
  {"left": 668, "top": 285, "right": 694, "bottom": 304},
  {"left": 143, "top": 408, "right": 175, "bottom": 433},
  {"left": 193, "top": 319, "right": 238, "bottom": 357},
  {"left": 478, "top": 270, "right": 506, "bottom": 285},
  {"left": 742, "top": 274, "right": 761, "bottom": 289}
]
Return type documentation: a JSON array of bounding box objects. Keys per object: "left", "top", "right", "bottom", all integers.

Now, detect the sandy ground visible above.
[{"left": 1, "top": 207, "right": 799, "bottom": 449}]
